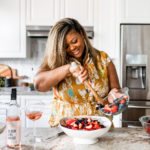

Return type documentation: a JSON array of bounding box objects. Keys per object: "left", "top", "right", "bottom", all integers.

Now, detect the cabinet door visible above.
[
  {"left": 26, "top": 0, "right": 61, "bottom": 25},
  {"left": 26, "top": 0, "right": 94, "bottom": 26},
  {"left": 22, "top": 95, "right": 52, "bottom": 128},
  {"left": 96, "top": 0, "right": 117, "bottom": 59},
  {"left": 121, "top": 0, "right": 150, "bottom": 23},
  {"left": 0, "top": 0, "right": 26, "bottom": 58},
  {"left": 0, "top": 95, "right": 10, "bottom": 104},
  {"left": 61, "top": 0, "right": 94, "bottom": 26}
]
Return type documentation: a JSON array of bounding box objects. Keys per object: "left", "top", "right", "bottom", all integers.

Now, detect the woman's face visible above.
[{"left": 65, "top": 29, "right": 85, "bottom": 60}]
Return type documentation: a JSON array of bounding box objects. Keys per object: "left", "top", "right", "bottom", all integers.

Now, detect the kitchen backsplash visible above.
[{"left": 0, "top": 38, "right": 47, "bottom": 85}]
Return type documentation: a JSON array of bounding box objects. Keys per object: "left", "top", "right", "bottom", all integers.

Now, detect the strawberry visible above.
[
  {"left": 71, "top": 127, "right": 78, "bottom": 130},
  {"left": 73, "top": 123, "right": 78, "bottom": 128},
  {"left": 123, "top": 95, "right": 128, "bottom": 99},
  {"left": 120, "top": 99, "right": 126, "bottom": 104},
  {"left": 93, "top": 124, "right": 100, "bottom": 129},
  {"left": 66, "top": 119, "right": 75, "bottom": 126},
  {"left": 104, "top": 105, "right": 111, "bottom": 112},
  {"left": 111, "top": 105, "right": 118, "bottom": 114},
  {"left": 85, "top": 124, "right": 93, "bottom": 129},
  {"left": 79, "top": 123, "right": 83, "bottom": 129}
]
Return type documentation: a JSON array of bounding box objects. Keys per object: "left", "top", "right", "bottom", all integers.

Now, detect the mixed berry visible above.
[
  {"left": 144, "top": 120, "right": 150, "bottom": 134},
  {"left": 96, "top": 95, "right": 129, "bottom": 116},
  {"left": 65, "top": 117, "right": 105, "bottom": 130}
]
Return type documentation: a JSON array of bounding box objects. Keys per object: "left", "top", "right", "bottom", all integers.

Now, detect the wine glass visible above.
[
  {"left": 0, "top": 108, "right": 7, "bottom": 149},
  {"left": 25, "top": 101, "right": 44, "bottom": 144}
]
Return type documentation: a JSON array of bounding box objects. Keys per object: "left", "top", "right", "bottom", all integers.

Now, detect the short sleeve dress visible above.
[{"left": 48, "top": 50, "right": 112, "bottom": 127}]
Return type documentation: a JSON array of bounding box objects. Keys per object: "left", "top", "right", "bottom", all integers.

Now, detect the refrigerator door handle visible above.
[
  {"left": 127, "top": 125, "right": 142, "bottom": 128},
  {"left": 128, "top": 104, "right": 150, "bottom": 109}
]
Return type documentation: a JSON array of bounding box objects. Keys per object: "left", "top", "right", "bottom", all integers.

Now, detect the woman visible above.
[{"left": 34, "top": 18, "right": 120, "bottom": 127}]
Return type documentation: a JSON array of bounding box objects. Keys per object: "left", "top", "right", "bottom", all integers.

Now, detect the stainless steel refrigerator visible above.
[{"left": 120, "top": 24, "right": 150, "bottom": 127}]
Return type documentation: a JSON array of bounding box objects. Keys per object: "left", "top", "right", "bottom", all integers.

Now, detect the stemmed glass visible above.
[
  {"left": 25, "top": 101, "right": 44, "bottom": 145},
  {"left": 0, "top": 108, "right": 7, "bottom": 149}
]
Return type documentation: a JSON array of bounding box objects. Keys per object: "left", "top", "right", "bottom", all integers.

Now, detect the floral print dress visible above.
[{"left": 48, "top": 50, "right": 112, "bottom": 127}]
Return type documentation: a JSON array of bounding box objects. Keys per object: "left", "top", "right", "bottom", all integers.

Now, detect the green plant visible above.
[{"left": 0, "top": 77, "right": 5, "bottom": 87}]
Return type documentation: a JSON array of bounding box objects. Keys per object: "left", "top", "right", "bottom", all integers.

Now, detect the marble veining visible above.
[{"left": 0, "top": 127, "right": 150, "bottom": 150}]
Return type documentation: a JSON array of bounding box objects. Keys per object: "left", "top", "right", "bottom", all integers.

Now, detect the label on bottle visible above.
[{"left": 6, "top": 117, "right": 20, "bottom": 147}]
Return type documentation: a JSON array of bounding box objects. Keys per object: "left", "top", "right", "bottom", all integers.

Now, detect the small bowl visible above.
[
  {"left": 139, "top": 115, "right": 150, "bottom": 135},
  {"left": 97, "top": 87, "right": 129, "bottom": 116},
  {"left": 59, "top": 116, "right": 111, "bottom": 144}
]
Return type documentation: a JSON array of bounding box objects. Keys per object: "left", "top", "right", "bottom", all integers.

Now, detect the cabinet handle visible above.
[{"left": 128, "top": 105, "right": 150, "bottom": 109}]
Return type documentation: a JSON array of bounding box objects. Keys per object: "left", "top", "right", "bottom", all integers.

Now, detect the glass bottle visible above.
[{"left": 6, "top": 88, "right": 21, "bottom": 149}]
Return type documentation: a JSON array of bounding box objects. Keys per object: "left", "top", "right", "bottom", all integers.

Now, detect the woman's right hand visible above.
[{"left": 69, "top": 65, "right": 89, "bottom": 83}]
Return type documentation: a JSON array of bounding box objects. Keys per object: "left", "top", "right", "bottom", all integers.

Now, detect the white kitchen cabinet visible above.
[
  {"left": 96, "top": 0, "right": 119, "bottom": 61},
  {"left": 26, "top": 0, "right": 60, "bottom": 25},
  {"left": 0, "top": 95, "right": 10, "bottom": 104},
  {"left": 120, "top": 0, "right": 150, "bottom": 23},
  {"left": 0, "top": 0, "right": 26, "bottom": 58},
  {"left": 0, "top": 94, "right": 52, "bottom": 128},
  {"left": 61, "top": 0, "right": 94, "bottom": 26},
  {"left": 26, "top": 0, "right": 94, "bottom": 26},
  {"left": 113, "top": 114, "right": 122, "bottom": 128},
  {"left": 22, "top": 95, "right": 52, "bottom": 128}
]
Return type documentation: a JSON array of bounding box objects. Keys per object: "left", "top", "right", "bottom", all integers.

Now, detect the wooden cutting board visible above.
[
  {"left": 0, "top": 64, "right": 12, "bottom": 78},
  {"left": 0, "top": 64, "right": 28, "bottom": 79}
]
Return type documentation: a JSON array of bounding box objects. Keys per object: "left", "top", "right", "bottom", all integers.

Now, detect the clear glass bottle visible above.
[{"left": 6, "top": 88, "right": 21, "bottom": 149}]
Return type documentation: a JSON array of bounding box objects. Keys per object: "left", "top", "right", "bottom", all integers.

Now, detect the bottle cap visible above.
[{"left": 11, "top": 88, "right": 17, "bottom": 100}]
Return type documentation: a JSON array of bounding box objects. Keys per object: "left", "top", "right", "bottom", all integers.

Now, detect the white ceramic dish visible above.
[{"left": 59, "top": 116, "right": 112, "bottom": 144}]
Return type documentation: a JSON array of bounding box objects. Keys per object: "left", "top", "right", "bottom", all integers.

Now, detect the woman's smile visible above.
[{"left": 72, "top": 48, "right": 80, "bottom": 55}]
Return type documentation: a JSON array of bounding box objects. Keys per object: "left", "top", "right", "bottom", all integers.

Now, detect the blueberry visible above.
[
  {"left": 84, "top": 120, "right": 88, "bottom": 124},
  {"left": 96, "top": 105, "right": 100, "bottom": 110},
  {"left": 75, "top": 120, "right": 80, "bottom": 125},
  {"left": 96, "top": 103, "right": 104, "bottom": 110},
  {"left": 118, "top": 103, "right": 125, "bottom": 111}
]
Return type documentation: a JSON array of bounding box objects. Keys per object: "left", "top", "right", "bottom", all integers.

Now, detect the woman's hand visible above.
[
  {"left": 69, "top": 65, "right": 89, "bottom": 83},
  {"left": 108, "top": 88, "right": 123, "bottom": 103}
]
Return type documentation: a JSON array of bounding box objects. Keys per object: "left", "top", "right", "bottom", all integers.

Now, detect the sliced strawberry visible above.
[
  {"left": 93, "top": 124, "right": 100, "bottom": 129},
  {"left": 104, "top": 105, "right": 111, "bottom": 112},
  {"left": 111, "top": 105, "right": 118, "bottom": 114},
  {"left": 123, "top": 95, "right": 128, "bottom": 99},
  {"left": 73, "top": 123, "right": 78, "bottom": 128},
  {"left": 85, "top": 124, "right": 93, "bottom": 129},
  {"left": 71, "top": 127, "right": 78, "bottom": 130},
  {"left": 79, "top": 123, "right": 83, "bottom": 129},
  {"left": 93, "top": 121, "right": 99, "bottom": 125},
  {"left": 66, "top": 119, "right": 75, "bottom": 126},
  {"left": 120, "top": 99, "right": 126, "bottom": 104}
]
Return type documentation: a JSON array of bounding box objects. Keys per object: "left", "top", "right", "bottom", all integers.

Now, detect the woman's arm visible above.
[
  {"left": 34, "top": 64, "right": 71, "bottom": 92},
  {"left": 107, "top": 61, "right": 120, "bottom": 89}
]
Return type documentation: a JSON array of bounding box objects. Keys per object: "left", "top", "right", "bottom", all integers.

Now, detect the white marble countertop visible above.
[{"left": 1, "top": 127, "right": 150, "bottom": 150}]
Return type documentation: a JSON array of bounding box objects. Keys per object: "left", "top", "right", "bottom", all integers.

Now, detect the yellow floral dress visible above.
[{"left": 48, "top": 50, "right": 112, "bottom": 127}]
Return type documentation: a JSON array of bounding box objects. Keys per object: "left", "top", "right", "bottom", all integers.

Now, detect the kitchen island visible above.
[{"left": 0, "top": 127, "right": 150, "bottom": 150}]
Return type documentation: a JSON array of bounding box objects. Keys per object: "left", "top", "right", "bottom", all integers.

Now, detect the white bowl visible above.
[{"left": 59, "top": 116, "right": 112, "bottom": 144}]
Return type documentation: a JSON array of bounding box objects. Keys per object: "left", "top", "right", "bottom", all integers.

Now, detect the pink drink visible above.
[
  {"left": 26, "top": 111, "right": 42, "bottom": 121},
  {"left": 6, "top": 116, "right": 21, "bottom": 149}
]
